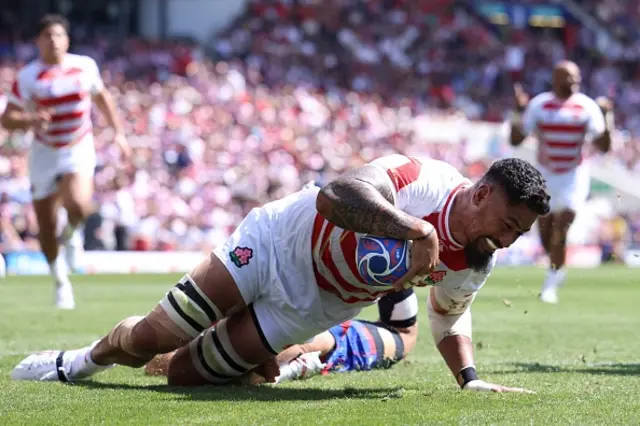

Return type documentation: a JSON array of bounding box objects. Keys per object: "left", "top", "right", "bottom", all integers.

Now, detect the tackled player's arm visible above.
[
  {"left": 316, "top": 165, "right": 431, "bottom": 240},
  {"left": 377, "top": 289, "right": 419, "bottom": 357}
]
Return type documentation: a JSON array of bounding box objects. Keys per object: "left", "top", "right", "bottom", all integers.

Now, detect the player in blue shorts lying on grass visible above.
[{"left": 145, "top": 288, "right": 418, "bottom": 384}]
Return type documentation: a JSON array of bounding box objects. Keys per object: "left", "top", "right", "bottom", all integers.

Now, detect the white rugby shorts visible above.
[
  {"left": 28, "top": 134, "right": 96, "bottom": 200},
  {"left": 539, "top": 164, "right": 590, "bottom": 213},
  {"left": 212, "top": 186, "right": 362, "bottom": 353}
]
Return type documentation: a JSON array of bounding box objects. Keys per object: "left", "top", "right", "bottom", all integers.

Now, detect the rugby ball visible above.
[{"left": 356, "top": 235, "right": 411, "bottom": 287}]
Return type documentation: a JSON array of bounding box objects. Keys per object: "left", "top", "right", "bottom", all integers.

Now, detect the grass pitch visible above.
[{"left": 1, "top": 267, "right": 639, "bottom": 425}]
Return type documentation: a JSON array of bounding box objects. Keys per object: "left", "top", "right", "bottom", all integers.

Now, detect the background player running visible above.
[
  {"left": 509, "top": 60, "right": 613, "bottom": 304},
  {"left": 0, "top": 15, "right": 130, "bottom": 309}
]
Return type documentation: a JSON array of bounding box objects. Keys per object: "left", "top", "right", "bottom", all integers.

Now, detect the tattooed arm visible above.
[{"left": 316, "top": 165, "right": 434, "bottom": 240}]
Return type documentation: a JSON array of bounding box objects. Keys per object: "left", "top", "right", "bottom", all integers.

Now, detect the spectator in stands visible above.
[{"left": 0, "top": 1, "right": 639, "bottom": 258}]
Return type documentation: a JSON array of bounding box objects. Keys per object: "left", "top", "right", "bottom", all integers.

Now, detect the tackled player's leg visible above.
[{"left": 146, "top": 289, "right": 420, "bottom": 385}]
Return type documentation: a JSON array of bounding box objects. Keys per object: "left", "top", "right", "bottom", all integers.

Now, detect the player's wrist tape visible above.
[{"left": 457, "top": 366, "right": 479, "bottom": 388}]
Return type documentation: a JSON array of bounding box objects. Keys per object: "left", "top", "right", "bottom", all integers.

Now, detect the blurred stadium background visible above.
[{"left": 1, "top": 0, "right": 640, "bottom": 275}]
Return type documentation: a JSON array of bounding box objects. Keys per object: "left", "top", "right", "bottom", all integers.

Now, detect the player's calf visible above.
[
  {"left": 59, "top": 173, "right": 93, "bottom": 225},
  {"left": 93, "top": 273, "right": 225, "bottom": 367},
  {"left": 166, "top": 309, "right": 278, "bottom": 386}
]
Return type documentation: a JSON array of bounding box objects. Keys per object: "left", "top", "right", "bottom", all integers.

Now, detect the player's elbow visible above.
[
  {"left": 315, "top": 189, "right": 334, "bottom": 220},
  {"left": 594, "top": 135, "right": 611, "bottom": 153},
  {"left": 0, "top": 111, "right": 12, "bottom": 129},
  {"left": 0, "top": 105, "right": 24, "bottom": 130}
]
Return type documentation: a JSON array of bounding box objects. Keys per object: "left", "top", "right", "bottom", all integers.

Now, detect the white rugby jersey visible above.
[
  {"left": 7, "top": 53, "right": 103, "bottom": 148},
  {"left": 311, "top": 155, "right": 496, "bottom": 308},
  {"left": 522, "top": 92, "right": 605, "bottom": 174}
]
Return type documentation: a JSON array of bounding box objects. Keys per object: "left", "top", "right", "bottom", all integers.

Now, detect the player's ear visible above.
[{"left": 471, "top": 184, "right": 491, "bottom": 207}]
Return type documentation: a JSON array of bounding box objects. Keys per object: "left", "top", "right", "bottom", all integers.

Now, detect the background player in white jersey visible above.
[
  {"left": 144, "top": 288, "right": 419, "bottom": 384},
  {"left": 509, "top": 60, "right": 613, "bottom": 304},
  {"left": 12, "top": 156, "right": 549, "bottom": 394},
  {"left": 0, "top": 15, "right": 129, "bottom": 309}
]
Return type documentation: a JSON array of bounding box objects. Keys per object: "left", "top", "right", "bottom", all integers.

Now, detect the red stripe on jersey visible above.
[
  {"left": 311, "top": 214, "right": 325, "bottom": 250},
  {"left": 320, "top": 222, "right": 335, "bottom": 254},
  {"left": 37, "top": 67, "right": 84, "bottom": 81},
  {"left": 544, "top": 140, "right": 580, "bottom": 149},
  {"left": 66, "top": 67, "right": 83, "bottom": 77},
  {"left": 439, "top": 249, "right": 468, "bottom": 272},
  {"left": 47, "top": 125, "right": 83, "bottom": 136},
  {"left": 386, "top": 157, "right": 421, "bottom": 191},
  {"left": 36, "top": 92, "right": 85, "bottom": 107},
  {"left": 49, "top": 128, "right": 91, "bottom": 148},
  {"left": 424, "top": 209, "right": 469, "bottom": 272},
  {"left": 552, "top": 167, "right": 572, "bottom": 174},
  {"left": 311, "top": 214, "right": 379, "bottom": 304},
  {"left": 11, "top": 81, "right": 20, "bottom": 99},
  {"left": 37, "top": 68, "right": 57, "bottom": 81},
  {"left": 321, "top": 235, "right": 377, "bottom": 297},
  {"left": 339, "top": 231, "right": 367, "bottom": 285},
  {"left": 436, "top": 183, "right": 466, "bottom": 249},
  {"left": 312, "top": 261, "right": 377, "bottom": 304},
  {"left": 547, "top": 155, "right": 577, "bottom": 162},
  {"left": 542, "top": 102, "right": 584, "bottom": 111},
  {"left": 538, "top": 123, "right": 586, "bottom": 133},
  {"left": 51, "top": 111, "right": 84, "bottom": 122}
]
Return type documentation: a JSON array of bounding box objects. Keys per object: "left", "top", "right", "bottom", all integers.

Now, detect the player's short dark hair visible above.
[
  {"left": 36, "top": 14, "right": 69, "bottom": 36},
  {"left": 481, "top": 158, "right": 550, "bottom": 216}
]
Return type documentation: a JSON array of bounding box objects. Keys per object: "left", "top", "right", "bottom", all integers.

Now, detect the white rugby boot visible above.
[
  {"left": 63, "top": 227, "right": 84, "bottom": 273},
  {"left": 50, "top": 256, "right": 75, "bottom": 310},
  {"left": 539, "top": 268, "right": 566, "bottom": 304},
  {"left": 11, "top": 341, "right": 111, "bottom": 382},
  {"left": 55, "top": 281, "right": 76, "bottom": 310},
  {"left": 274, "top": 351, "right": 325, "bottom": 384}
]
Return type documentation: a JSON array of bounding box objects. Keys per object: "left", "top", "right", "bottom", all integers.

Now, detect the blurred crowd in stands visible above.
[{"left": 0, "top": 0, "right": 638, "bottom": 260}]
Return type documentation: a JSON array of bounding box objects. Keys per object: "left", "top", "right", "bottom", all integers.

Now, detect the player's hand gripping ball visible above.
[{"left": 357, "top": 235, "right": 411, "bottom": 288}]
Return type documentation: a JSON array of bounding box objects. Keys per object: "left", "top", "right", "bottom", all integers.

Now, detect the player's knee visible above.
[
  {"left": 166, "top": 346, "right": 201, "bottom": 386},
  {"left": 159, "top": 274, "right": 224, "bottom": 339},
  {"left": 64, "top": 198, "right": 92, "bottom": 222},
  {"left": 187, "top": 319, "right": 264, "bottom": 385}
]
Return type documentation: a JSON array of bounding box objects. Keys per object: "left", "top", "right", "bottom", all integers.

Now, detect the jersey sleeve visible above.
[
  {"left": 6, "top": 75, "right": 28, "bottom": 109},
  {"left": 428, "top": 285, "right": 478, "bottom": 316},
  {"left": 86, "top": 57, "right": 105, "bottom": 95},
  {"left": 367, "top": 154, "right": 439, "bottom": 217},
  {"left": 584, "top": 97, "right": 606, "bottom": 139},
  {"left": 521, "top": 94, "right": 546, "bottom": 136}
]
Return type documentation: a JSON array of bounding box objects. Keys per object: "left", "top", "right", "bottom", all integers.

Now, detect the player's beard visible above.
[{"left": 464, "top": 239, "right": 494, "bottom": 273}]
